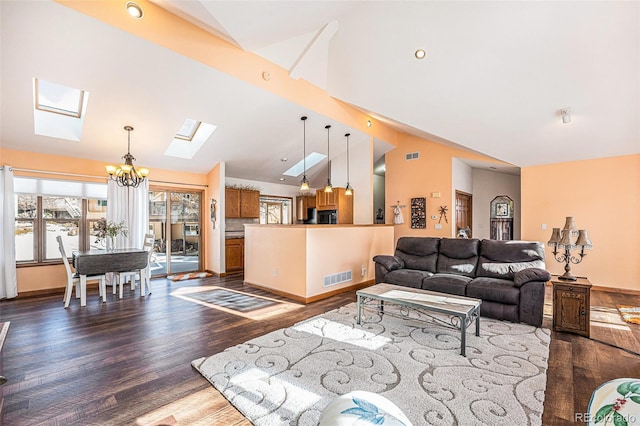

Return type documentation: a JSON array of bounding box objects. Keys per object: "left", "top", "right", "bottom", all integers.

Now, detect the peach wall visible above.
[
  {"left": 1, "top": 148, "right": 208, "bottom": 293},
  {"left": 56, "top": 0, "right": 399, "bottom": 147},
  {"left": 244, "top": 224, "right": 394, "bottom": 299},
  {"left": 385, "top": 134, "right": 507, "bottom": 240},
  {"left": 521, "top": 154, "right": 640, "bottom": 290},
  {"left": 244, "top": 226, "right": 308, "bottom": 298},
  {"left": 306, "top": 225, "right": 394, "bottom": 297}
]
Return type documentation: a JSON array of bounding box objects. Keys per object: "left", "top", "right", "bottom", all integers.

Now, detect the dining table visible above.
[{"left": 72, "top": 248, "right": 149, "bottom": 306}]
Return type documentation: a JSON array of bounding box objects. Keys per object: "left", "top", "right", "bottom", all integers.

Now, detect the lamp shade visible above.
[
  {"left": 547, "top": 228, "right": 561, "bottom": 246},
  {"left": 558, "top": 230, "right": 576, "bottom": 248},
  {"left": 562, "top": 216, "right": 577, "bottom": 233},
  {"left": 575, "top": 229, "right": 593, "bottom": 249}
]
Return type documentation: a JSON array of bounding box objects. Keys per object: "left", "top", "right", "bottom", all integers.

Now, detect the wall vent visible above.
[
  {"left": 323, "top": 270, "right": 352, "bottom": 287},
  {"left": 405, "top": 152, "right": 420, "bottom": 160}
]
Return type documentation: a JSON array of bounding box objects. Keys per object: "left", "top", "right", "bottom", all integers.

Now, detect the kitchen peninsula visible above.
[{"left": 244, "top": 224, "right": 394, "bottom": 302}]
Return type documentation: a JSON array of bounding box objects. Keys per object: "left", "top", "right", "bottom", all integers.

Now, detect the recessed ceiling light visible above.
[
  {"left": 262, "top": 72, "right": 271, "bottom": 81},
  {"left": 489, "top": 166, "right": 497, "bottom": 170},
  {"left": 281, "top": 157, "right": 288, "bottom": 162},
  {"left": 415, "top": 49, "right": 426, "bottom": 60},
  {"left": 367, "top": 120, "right": 372, "bottom": 127},
  {"left": 278, "top": 178, "right": 285, "bottom": 182},
  {"left": 126, "top": 2, "right": 144, "bottom": 19}
]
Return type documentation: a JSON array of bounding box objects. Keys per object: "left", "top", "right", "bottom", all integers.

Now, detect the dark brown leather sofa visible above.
[{"left": 373, "top": 237, "right": 551, "bottom": 326}]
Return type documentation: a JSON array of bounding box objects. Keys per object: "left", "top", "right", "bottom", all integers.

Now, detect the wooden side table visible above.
[{"left": 552, "top": 276, "right": 592, "bottom": 337}]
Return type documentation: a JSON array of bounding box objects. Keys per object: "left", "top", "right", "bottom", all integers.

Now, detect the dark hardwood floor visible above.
[{"left": 1, "top": 273, "right": 640, "bottom": 425}]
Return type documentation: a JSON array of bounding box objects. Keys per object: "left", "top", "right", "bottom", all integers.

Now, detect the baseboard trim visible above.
[
  {"left": 244, "top": 280, "right": 375, "bottom": 304},
  {"left": 12, "top": 283, "right": 99, "bottom": 299},
  {"left": 205, "top": 269, "right": 225, "bottom": 277},
  {"left": 591, "top": 285, "right": 640, "bottom": 296}
]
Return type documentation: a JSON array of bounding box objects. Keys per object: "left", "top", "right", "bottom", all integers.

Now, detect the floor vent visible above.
[
  {"left": 405, "top": 152, "right": 419, "bottom": 160},
  {"left": 323, "top": 270, "right": 352, "bottom": 287}
]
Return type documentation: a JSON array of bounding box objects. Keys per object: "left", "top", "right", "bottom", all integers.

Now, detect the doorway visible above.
[
  {"left": 455, "top": 190, "right": 473, "bottom": 237},
  {"left": 149, "top": 189, "right": 202, "bottom": 276}
]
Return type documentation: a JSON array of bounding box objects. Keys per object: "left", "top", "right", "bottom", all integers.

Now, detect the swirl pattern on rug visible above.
[{"left": 192, "top": 302, "right": 549, "bottom": 425}]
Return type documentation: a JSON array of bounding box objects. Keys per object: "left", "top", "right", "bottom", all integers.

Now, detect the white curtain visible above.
[
  {"left": 0, "top": 166, "right": 18, "bottom": 299},
  {"left": 107, "top": 180, "right": 149, "bottom": 249}
]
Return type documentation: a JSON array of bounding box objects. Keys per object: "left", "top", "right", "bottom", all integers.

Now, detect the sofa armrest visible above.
[
  {"left": 514, "top": 268, "right": 551, "bottom": 288},
  {"left": 373, "top": 255, "right": 405, "bottom": 272}
]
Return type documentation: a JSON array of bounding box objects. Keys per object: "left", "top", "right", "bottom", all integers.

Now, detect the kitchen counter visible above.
[
  {"left": 225, "top": 231, "right": 245, "bottom": 239},
  {"left": 244, "top": 224, "right": 394, "bottom": 302}
]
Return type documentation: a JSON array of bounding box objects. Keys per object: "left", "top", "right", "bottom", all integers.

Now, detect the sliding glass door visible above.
[{"left": 149, "top": 189, "right": 202, "bottom": 276}]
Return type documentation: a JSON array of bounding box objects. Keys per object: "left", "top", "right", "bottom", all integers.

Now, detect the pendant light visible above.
[
  {"left": 344, "top": 132, "right": 353, "bottom": 196},
  {"left": 300, "top": 116, "right": 310, "bottom": 191},
  {"left": 324, "top": 124, "right": 333, "bottom": 193},
  {"left": 105, "top": 125, "right": 149, "bottom": 187}
]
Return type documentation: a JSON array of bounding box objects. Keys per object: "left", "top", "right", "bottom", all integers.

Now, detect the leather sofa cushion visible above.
[
  {"left": 436, "top": 238, "right": 479, "bottom": 277},
  {"left": 422, "top": 273, "right": 471, "bottom": 296},
  {"left": 514, "top": 267, "right": 551, "bottom": 287},
  {"left": 467, "top": 277, "right": 520, "bottom": 305},
  {"left": 384, "top": 269, "right": 433, "bottom": 288},
  {"left": 372, "top": 255, "right": 404, "bottom": 272},
  {"left": 476, "top": 240, "right": 545, "bottom": 280},
  {"left": 395, "top": 237, "right": 439, "bottom": 272},
  {"left": 479, "top": 301, "right": 519, "bottom": 323}
]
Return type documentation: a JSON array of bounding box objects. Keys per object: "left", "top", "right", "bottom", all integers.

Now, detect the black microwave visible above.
[{"left": 317, "top": 210, "right": 337, "bottom": 224}]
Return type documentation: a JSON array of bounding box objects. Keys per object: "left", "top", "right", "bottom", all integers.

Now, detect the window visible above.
[
  {"left": 259, "top": 196, "right": 292, "bottom": 225},
  {"left": 14, "top": 177, "right": 107, "bottom": 264},
  {"left": 15, "top": 195, "right": 107, "bottom": 264}
]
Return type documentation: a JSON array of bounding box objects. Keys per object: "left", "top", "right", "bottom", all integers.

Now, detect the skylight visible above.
[
  {"left": 35, "top": 78, "right": 85, "bottom": 118},
  {"left": 33, "top": 78, "right": 89, "bottom": 142},
  {"left": 175, "top": 119, "right": 201, "bottom": 141},
  {"left": 283, "top": 152, "right": 326, "bottom": 177},
  {"left": 164, "top": 119, "right": 216, "bottom": 159}
]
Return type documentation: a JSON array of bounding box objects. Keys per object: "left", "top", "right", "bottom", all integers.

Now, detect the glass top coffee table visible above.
[{"left": 356, "top": 283, "right": 482, "bottom": 356}]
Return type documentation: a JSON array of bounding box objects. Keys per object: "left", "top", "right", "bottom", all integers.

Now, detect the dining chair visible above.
[
  {"left": 57, "top": 236, "right": 106, "bottom": 308},
  {"left": 115, "top": 233, "right": 154, "bottom": 298}
]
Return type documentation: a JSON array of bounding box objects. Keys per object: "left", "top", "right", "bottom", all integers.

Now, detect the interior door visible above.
[{"left": 455, "top": 190, "right": 473, "bottom": 237}]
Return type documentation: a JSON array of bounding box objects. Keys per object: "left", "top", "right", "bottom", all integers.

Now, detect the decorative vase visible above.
[{"left": 107, "top": 236, "right": 115, "bottom": 251}]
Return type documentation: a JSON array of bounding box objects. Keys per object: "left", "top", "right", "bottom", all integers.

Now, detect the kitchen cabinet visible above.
[
  {"left": 316, "top": 190, "right": 337, "bottom": 210},
  {"left": 225, "top": 238, "right": 244, "bottom": 271},
  {"left": 316, "top": 187, "right": 353, "bottom": 224},
  {"left": 296, "top": 195, "right": 316, "bottom": 221},
  {"left": 240, "top": 190, "right": 260, "bottom": 218},
  {"left": 553, "top": 276, "right": 591, "bottom": 337},
  {"left": 226, "top": 188, "right": 260, "bottom": 218}
]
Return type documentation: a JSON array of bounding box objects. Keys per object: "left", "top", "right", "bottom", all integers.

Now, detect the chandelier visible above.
[{"left": 105, "top": 125, "right": 149, "bottom": 188}]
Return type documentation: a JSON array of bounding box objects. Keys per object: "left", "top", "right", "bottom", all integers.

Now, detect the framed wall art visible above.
[{"left": 411, "top": 197, "right": 426, "bottom": 229}]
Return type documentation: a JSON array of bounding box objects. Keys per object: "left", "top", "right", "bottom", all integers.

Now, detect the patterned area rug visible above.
[
  {"left": 192, "top": 303, "right": 550, "bottom": 425},
  {"left": 168, "top": 272, "right": 213, "bottom": 281},
  {"left": 617, "top": 305, "right": 640, "bottom": 324}
]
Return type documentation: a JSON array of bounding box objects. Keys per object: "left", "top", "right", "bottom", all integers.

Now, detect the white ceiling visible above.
[{"left": 1, "top": 1, "right": 638, "bottom": 187}]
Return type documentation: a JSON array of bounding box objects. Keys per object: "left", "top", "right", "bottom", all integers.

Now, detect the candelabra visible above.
[{"left": 547, "top": 216, "right": 593, "bottom": 281}]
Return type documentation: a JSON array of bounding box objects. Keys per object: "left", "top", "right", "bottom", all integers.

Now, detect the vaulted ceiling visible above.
[{"left": 1, "top": 1, "right": 638, "bottom": 185}]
